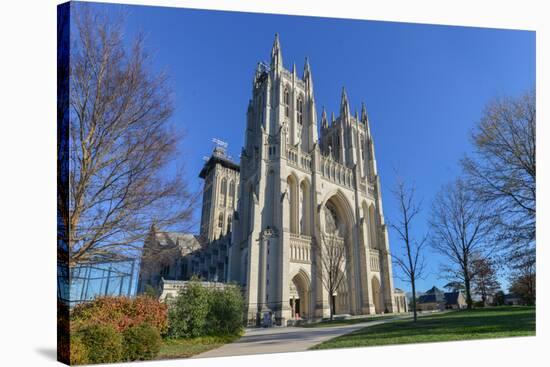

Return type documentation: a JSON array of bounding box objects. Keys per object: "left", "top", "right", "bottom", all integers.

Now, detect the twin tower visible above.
[{"left": 224, "top": 34, "right": 400, "bottom": 325}]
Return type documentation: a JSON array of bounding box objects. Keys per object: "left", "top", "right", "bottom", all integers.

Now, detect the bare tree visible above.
[
  {"left": 61, "top": 5, "right": 198, "bottom": 266},
  {"left": 471, "top": 257, "right": 500, "bottom": 306},
  {"left": 389, "top": 179, "right": 427, "bottom": 322},
  {"left": 316, "top": 233, "right": 347, "bottom": 320},
  {"left": 429, "top": 178, "right": 495, "bottom": 309},
  {"left": 462, "top": 89, "right": 535, "bottom": 265}
]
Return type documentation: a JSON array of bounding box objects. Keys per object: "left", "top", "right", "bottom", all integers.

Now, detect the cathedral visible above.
[{"left": 138, "top": 34, "right": 407, "bottom": 326}]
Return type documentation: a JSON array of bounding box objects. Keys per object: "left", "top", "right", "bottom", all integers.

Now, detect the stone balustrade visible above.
[
  {"left": 320, "top": 155, "right": 354, "bottom": 188},
  {"left": 289, "top": 233, "right": 313, "bottom": 263},
  {"left": 286, "top": 146, "right": 312, "bottom": 172}
]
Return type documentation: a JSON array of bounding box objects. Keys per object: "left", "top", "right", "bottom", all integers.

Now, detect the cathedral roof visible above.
[{"left": 153, "top": 231, "right": 201, "bottom": 256}]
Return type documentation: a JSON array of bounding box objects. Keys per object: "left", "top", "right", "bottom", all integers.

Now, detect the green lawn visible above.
[
  {"left": 158, "top": 334, "right": 241, "bottom": 359},
  {"left": 302, "top": 314, "right": 399, "bottom": 328},
  {"left": 312, "top": 306, "right": 535, "bottom": 350}
]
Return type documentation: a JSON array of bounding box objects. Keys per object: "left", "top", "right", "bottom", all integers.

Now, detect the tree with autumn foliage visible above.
[{"left": 471, "top": 257, "right": 500, "bottom": 306}]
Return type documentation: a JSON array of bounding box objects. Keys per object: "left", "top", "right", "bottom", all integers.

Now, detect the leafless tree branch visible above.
[
  {"left": 462, "top": 89, "right": 535, "bottom": 266},
  {"left": 316, "top": 233, "right": 347, "bottom": 320},
  {"left": 429, "top": 178, "right": 496, "bottom": 309},
  {"left": 60, "top": 4, "right": 199, "bottom": 266},
  {"left": 388, "top": 178, "right": 427, "bottom": 321}
]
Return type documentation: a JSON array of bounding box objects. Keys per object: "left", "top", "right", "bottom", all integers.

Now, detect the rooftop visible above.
[{"left": 199, "top": 146, "right": 240, "bottom": 178}]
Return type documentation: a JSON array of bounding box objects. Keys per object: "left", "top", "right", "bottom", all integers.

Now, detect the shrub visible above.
[
  {"left": 167, "top": 280, "right": 211, "bottom": 338},
  {"left": 473, "top": 301, "right": 486, "bottom": 308},
  {"left": 143, "top": 284, "right": 158, "bottom": 299},
  {"left": 71, "top": 295, "right": 168, "bottom": 334},
  {"left": 123, "top": 323, "right": 162, "bottom": 361},
  {"left": 208, "top": 285, "right": 244, "bottom": 335},
  {"left": 76, "top": 324, "right": 123, "bottom": 364},
  {"left": 69, "top": 334, "right": 89, "bottom": 365},
  {"left": 167, "top": 281, "right": 245, "bottom": 338}
]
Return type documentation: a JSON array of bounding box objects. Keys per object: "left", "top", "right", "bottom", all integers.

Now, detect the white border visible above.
[{"left": 0, "top": 1, "right": 546, "bottom": 367}]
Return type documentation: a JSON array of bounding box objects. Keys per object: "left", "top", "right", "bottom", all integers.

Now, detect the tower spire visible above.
[
  {"left": 303, "top": 57, "right": 311, "bottom": 78},
  {"left": 270, "top": 33, "right": 282, "bottom": 71},
  {"left": 340, "top": 87, "right": 350, "bottom": 120},
  {"left": 361, "top": 101, "right": 372, "bottom": 135},
  {"left": 303, "top": 57, "right": 313, "bottom": 94},
  {"left": 321, "top": 106, "right": 328, "bottom": 129},
  {"left": 361, "top": 102, "right": 368, "bottom": 123}
]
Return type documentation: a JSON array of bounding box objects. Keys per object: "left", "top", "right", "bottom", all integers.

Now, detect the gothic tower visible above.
[
  {"left": 199, "top": 143, "right": 240, "bottom": 242},
  {"left": 229, "top": 34, "right": 397, "bottom": 325}
]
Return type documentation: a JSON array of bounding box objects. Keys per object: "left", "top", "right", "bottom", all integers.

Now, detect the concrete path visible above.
[{"left": 194, "top": 316, "right": 409, "bottom": 358}]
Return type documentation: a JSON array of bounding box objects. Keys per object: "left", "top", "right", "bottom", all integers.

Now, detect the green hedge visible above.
[
  {"left": 208, "top": 285, "right": 245, "bottom": 335},
  {"left": 168, "top": 281, "right": 211, "bottom": 338},
  {"left": 167, "top": 281, "right": 244, "bottom": 338},
  {"left": 123, "top": 323, "right": 162, "bottom": 361},
  {"left": 69, "top": 334, "right": 89, "bottom": 365},
  {"left": 76, "top": 324, "right": 124, "bottom": 364}
]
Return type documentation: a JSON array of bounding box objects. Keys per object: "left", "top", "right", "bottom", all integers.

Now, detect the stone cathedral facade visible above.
[
  {"left": 229, "top": 35, "right": 399, "bottom": 325},
  {"left": 138, "top": 34, "right": 406, "bottom": 326}
]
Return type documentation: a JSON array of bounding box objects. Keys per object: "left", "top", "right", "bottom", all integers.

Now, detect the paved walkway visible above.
[{"left": 194, "top": 316, "right": 410, "bottom": 358}]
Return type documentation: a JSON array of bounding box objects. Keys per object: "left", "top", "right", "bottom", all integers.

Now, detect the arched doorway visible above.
[
  {"left": 320, "top": 192, "right": 355, "bottom": 316},
  {"left": 371, "top": 276, "right": 382, "bottom": 314},
  {"left": 290, "top": 270, "right": 311, "bottom": 320}
]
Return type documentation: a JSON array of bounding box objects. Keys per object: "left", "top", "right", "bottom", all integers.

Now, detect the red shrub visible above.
[{"left": 71, "top": 296, "right": 168, "bottom": 334}]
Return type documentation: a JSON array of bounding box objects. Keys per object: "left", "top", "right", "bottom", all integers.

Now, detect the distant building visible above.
[
  {"left": 444, "top": 291, "right": 467, "bottom": 310},
  {"left": 417, "top": 286, "right": 446, "bottom": 311},
  {"left": 504, "top": 293, "right": 522, "bottom": 306},
  {"left": 417, "top": 286, "right": 467, "bottom": 311}
]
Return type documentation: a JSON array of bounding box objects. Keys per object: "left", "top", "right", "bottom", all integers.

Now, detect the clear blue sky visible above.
[{"left": 87, "top": 2, "right": 535, "bottom": 294}]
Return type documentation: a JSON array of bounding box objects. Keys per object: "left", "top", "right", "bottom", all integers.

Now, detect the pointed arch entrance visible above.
[
  {"left": 289, "top": 270, "right": 311, "bottom": 320},
  {"left": 319, "top": 190, "right": 357, "bottom": 316}
]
